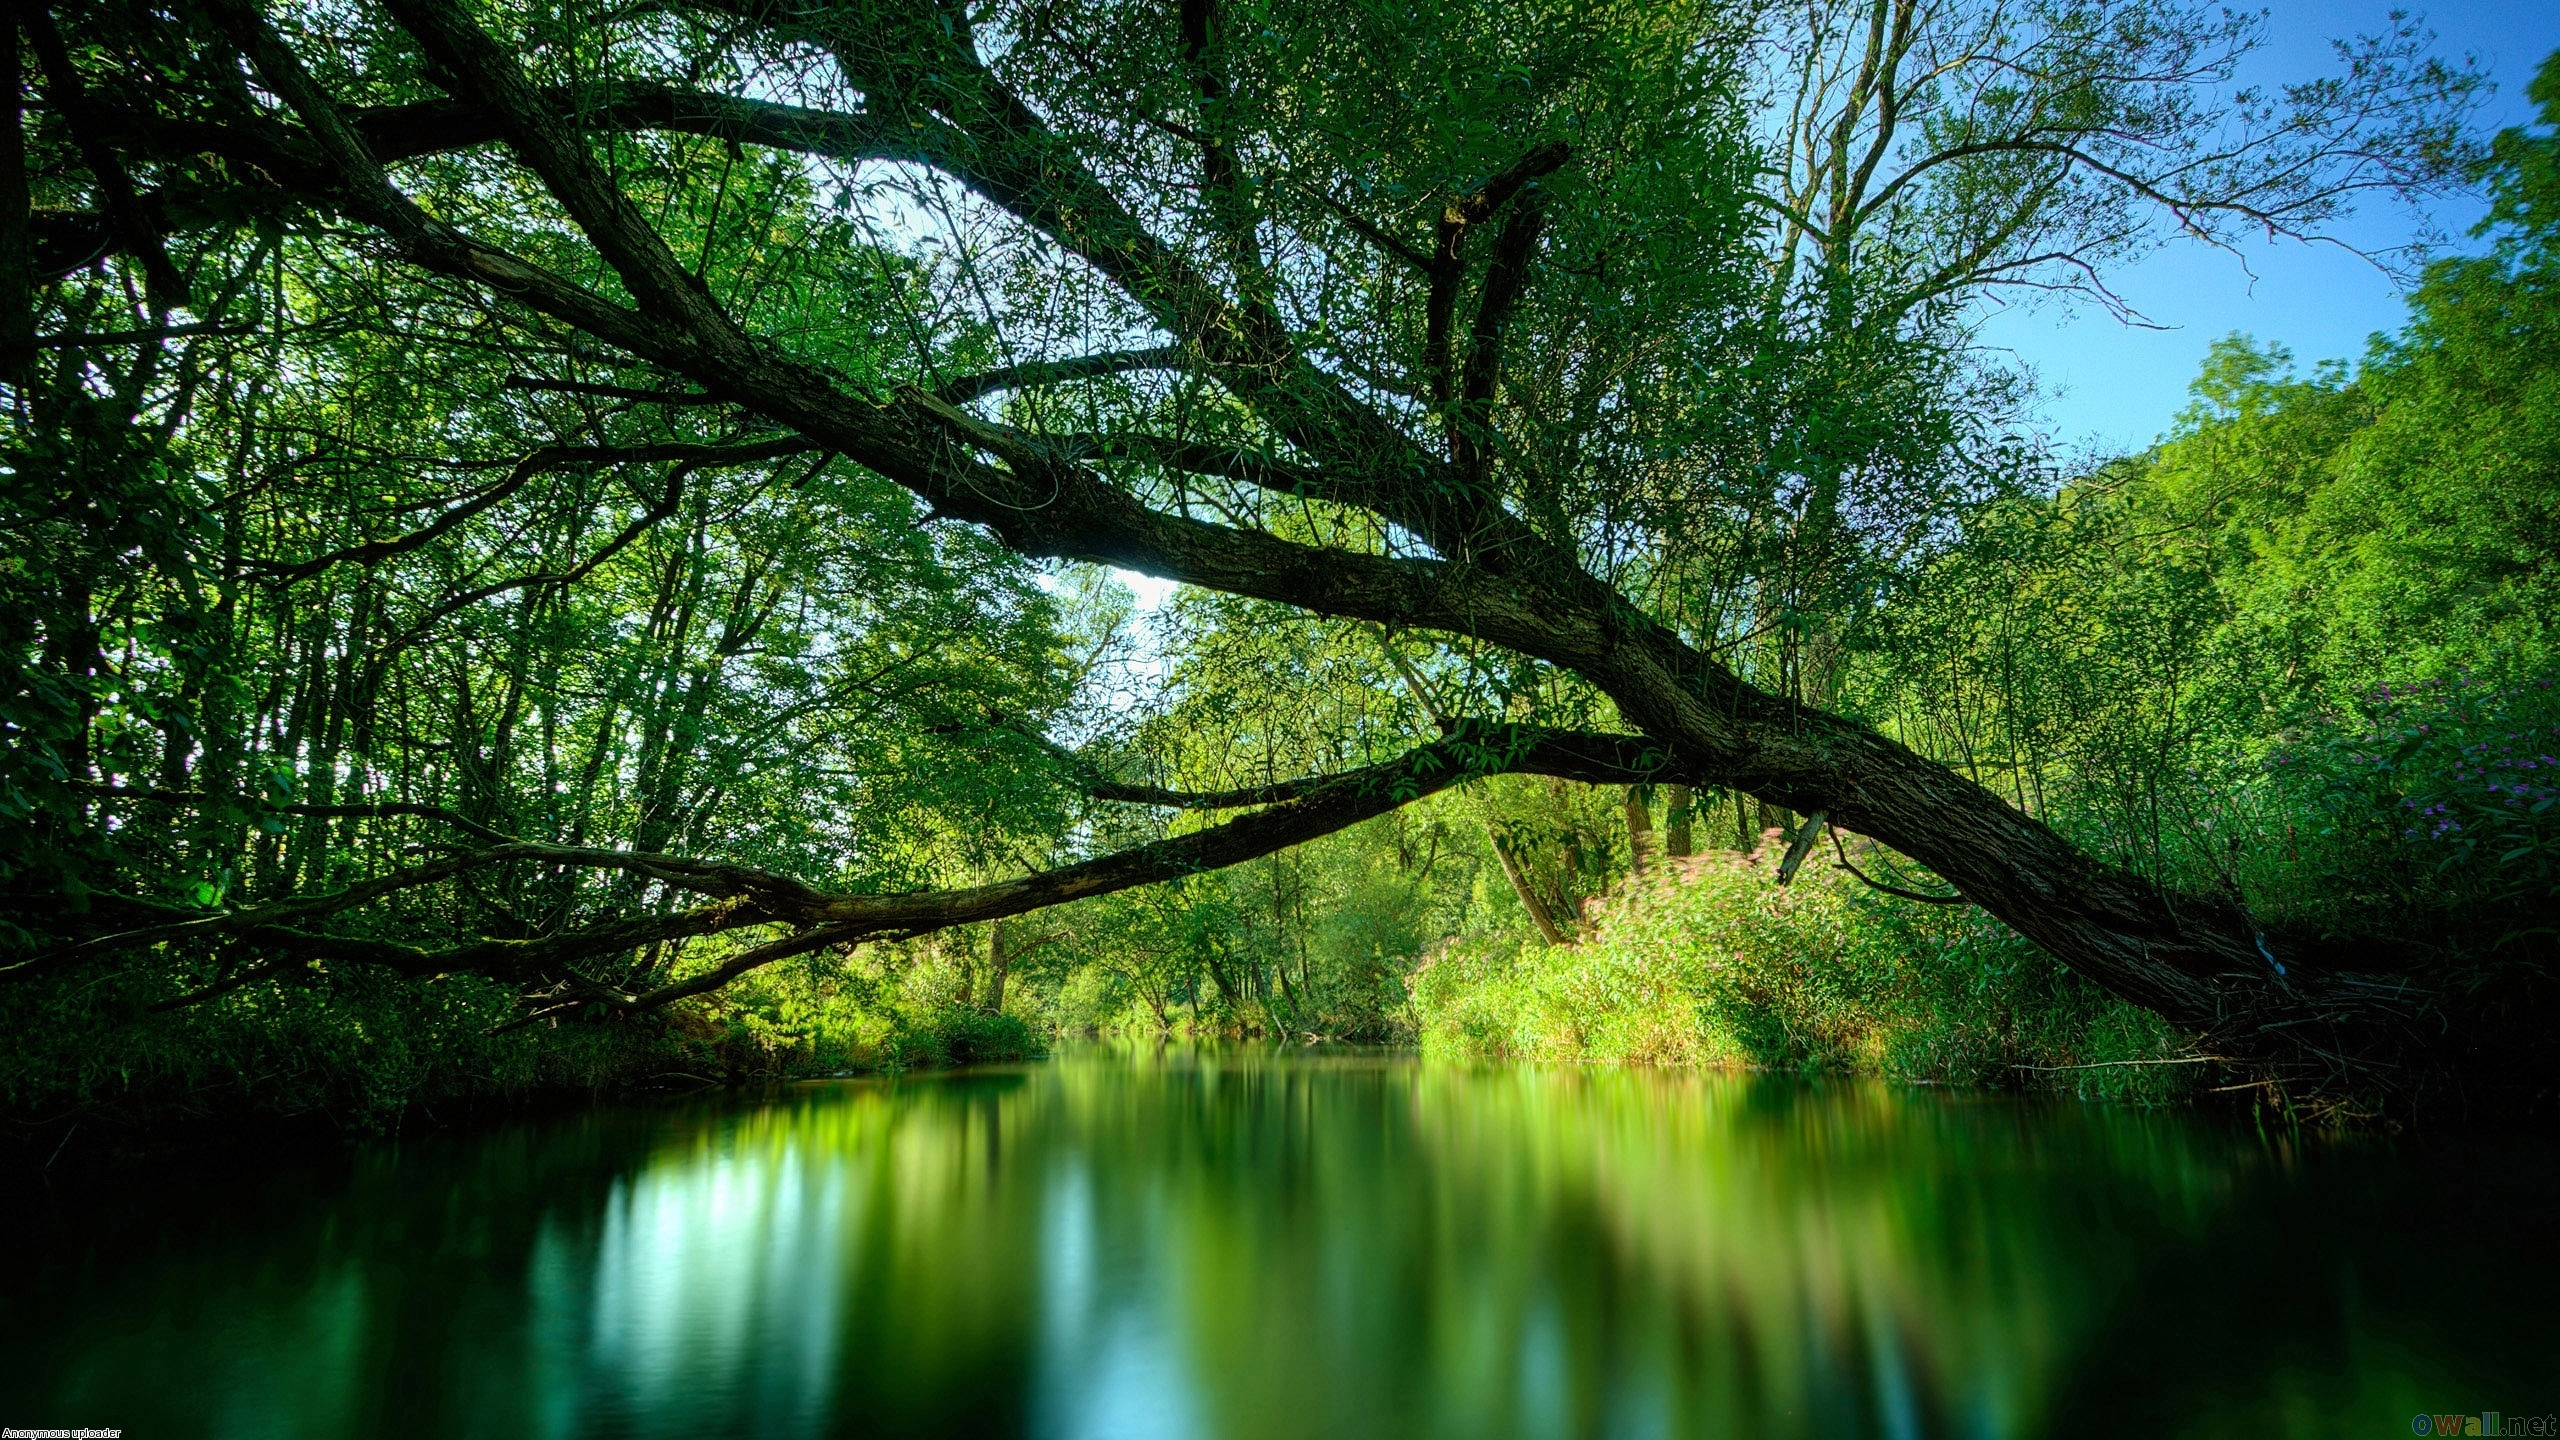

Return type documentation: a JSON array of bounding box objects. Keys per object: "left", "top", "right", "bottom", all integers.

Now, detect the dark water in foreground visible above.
[{"left": 4, "top": 1051, "right": 2554, "bottom": 1439}]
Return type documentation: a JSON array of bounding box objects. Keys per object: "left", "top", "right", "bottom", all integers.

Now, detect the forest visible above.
[{"left": 4, "top": 0, "right": 2556, "bottom": 1144}]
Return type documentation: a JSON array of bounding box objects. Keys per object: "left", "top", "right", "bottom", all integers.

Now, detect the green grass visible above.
[{"left": 1410, "top": 851, "right": 2203, "bottom": 1104}]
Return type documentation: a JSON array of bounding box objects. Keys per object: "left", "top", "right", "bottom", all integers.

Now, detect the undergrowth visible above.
[
  {"left": 1, "top": 940, "right": 1042, "bottom": 1155},
  {"left": 1410, "top": 847, "right": 2202, "bottom": 1105}
]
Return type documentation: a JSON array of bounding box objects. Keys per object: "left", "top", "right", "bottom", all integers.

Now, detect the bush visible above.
[
  {"left": 2258, "top": 672, "right": 2560, "bottom": 938},
  {"left": 886, "top": 1009, "right": 1042, "bottom": 1070},
  {"left": 0, "top": 961, "right": 709, "bottom": 1144},
  {"left": 0, "top": 930, "right": 1049, "bottom": 1153},
  {"left": 1411, "top": 848, "right": 2201, "bottom": 1104}
]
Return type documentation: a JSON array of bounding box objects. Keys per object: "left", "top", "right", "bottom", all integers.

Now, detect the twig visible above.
[
  {"left": 1831, "top": 829, "right": 1967, "bottom": 904},
  {"left": 44, "top": 1120, "right": 78, "bottom": 1171}
]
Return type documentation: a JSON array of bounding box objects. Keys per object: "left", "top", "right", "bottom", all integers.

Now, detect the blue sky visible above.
[{"left": 1976, "top": 1, "right": 2560, "bottom": 457}]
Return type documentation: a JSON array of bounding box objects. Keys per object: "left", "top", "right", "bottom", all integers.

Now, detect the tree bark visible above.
[
  {"left": 1488, "top": 817, "right": 1570, "bottom": 947},
  {"left": 983, "top": 921, "right": 1064, "bottom": 1015},
  {"left": 1624, "top": 786, "right": 1653, "bottom": 876}
]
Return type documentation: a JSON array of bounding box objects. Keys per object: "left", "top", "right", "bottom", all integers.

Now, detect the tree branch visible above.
[
  {"left": 1454, "top": 188, "right": 1547, "bottom": 476},
  {"left": 246, "top": 437, "right": 804, "bottom": 584},
  {"left": 56, "top": 724, "right": 1679, "bottom": 1012},
  {"left": 378, "top": 0, "right": 743, "bottom": 344},
  {"left": 1830, "top": 828, "right": 1968, "bottom": 904},
  {"left": 934, "top": 345, "right": 1190, "bottom": 405},
  {"left": 499, "top": 375, "right": 730, "bottom": 405},
  {"left": 22, "top": 4, "right": 183, "bottom": 305}
]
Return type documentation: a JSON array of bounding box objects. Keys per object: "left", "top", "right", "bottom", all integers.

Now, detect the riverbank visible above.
[
  {"left": 1411, "top": 850, "right": 2209, "bottom": 1105},
  {"left": 0, "top": 968, "right": 1041, "bottom": 1177},
  {"left": 9, "top": 821, "right": 2538, "bottom": 1175}
]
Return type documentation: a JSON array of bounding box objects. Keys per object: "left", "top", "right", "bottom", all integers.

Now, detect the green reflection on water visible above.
[{"left": 5, "top": 1050, "right": 2551, "bottom": 1439}]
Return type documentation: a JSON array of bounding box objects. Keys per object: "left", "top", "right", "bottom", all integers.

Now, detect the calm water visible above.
[{"left": 4, "top": 1049, "right": 2553, "bottom": 1439}]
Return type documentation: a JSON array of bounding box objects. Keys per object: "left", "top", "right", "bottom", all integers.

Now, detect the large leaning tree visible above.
[{"left": 1, "top": 0, "right": 2482, "bottom": 1082}]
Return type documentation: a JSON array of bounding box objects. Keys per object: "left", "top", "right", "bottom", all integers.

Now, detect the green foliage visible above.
[
  {"left": 2481, "top": 50, "right": 2560, "bottom": 260},
  {"left": 1847, "top": 80, "right": 2560, "bottom": 910},
  {"left": 1, "top": 0, "right": 2544, "bottom": 1137},
  {"left": 1407, "top": 59, "right": 2560, "bottom": 1095},
  {"left": 1412, "top": 855, "right": 2198, "bottom": 1103},
  {"left": 0, "top": 958, "right": 679, "bottom": 1137},
  {"left": 1017, "top": 797, "right": 1516, "bottom": 1041},
  {"left": 2256, "top": 676, "right": 2560, "bottom": 952},
  {"left": 0, "top": 922, "right": 1049, "bottom": 1141},
  {"left": 885, "top": 1010, "right": 1043, "bottom": 1070}
]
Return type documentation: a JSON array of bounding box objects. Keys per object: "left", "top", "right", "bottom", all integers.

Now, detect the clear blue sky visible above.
[{"left": 1974, "top": 1, "right": 2560, "bottom": 457}]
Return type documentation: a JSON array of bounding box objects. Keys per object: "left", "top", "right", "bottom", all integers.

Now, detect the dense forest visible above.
[{"left": 2, "top": 0, "right": 2553, "bottom": 1143}]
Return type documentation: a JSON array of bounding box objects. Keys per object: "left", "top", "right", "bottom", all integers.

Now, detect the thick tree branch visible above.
[
  {"left": 1454, "top": 189, "right": 1547, "bottom": 475},
  {"left": 378, "top": 0, "right": 744, "bottom": 344},
  {"left": 1177, "top": 0, "right": 1265, "bottom": 288},
  {"left": 1426, "top": 142, "right": 1565, "bottom": 484},
  {"left": 23, "top": 4, "right": 183, "bottom": 305},
  {"left": 47, "top": 725, "right": 1673, "bottom": 1009}
]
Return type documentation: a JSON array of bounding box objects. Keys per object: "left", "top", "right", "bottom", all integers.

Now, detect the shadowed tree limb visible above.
[
  {"left": 22, "top": 4, "right": 183, "bottom": 305},
  {"left": 244, "top": 437, "right": 808, "bottom": 584},
  {"left": 29, "top": 725, "right": 1677, "bottom": 1013},
  {"left": 1454, "top": 187, "right": 1548, "bottom": 476}
]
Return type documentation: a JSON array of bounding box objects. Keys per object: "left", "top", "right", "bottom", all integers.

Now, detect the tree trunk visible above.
[
  {"left": 1624, "top": 785, "right": 1653, "bottom": 876},
  {"left": 1487, "top": 818, "right": 1569, "bottom": 946},
  {"left": 984, "top": 918, "right": 1009, "bottom": 1015},
  {"left": 1663, "top": 784, "right": 1693, "bottom": 858}
]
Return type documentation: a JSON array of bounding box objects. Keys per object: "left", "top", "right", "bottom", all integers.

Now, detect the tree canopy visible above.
[{"left": 0, "top": 0, "right": 2522, "bottom": 1108}]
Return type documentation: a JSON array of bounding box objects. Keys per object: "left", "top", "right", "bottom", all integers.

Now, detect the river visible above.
[{"left": 4, "top": 1048, "right": 2552, "bottom": 1438}]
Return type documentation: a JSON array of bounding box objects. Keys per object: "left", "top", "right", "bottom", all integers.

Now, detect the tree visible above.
[
  {"left": 1727, "top": 0, "right": 2480, "bottom": 713},
  {"left": 0, "top": 0, "right": 2489, "bottom": 1088}
]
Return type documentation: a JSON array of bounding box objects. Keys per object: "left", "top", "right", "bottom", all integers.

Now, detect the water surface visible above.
[{"left": 5, "top": 1049, "right": 2553, "bottom": 1438}]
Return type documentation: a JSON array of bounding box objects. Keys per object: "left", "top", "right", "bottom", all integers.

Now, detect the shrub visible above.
[
  {"left": 2258, "top": 672, "right": 2560, "bottom": 937},
  {"left": 1411, "top": 848, "right": 2200, "bottom": 1103},
  {"left": 886, "top": 1009, "right": 1042, "bottom": 1070}
]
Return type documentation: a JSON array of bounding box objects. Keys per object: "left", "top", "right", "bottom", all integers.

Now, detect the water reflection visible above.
[{"left": 3, "top": 1051, "right": 2551, "bottom": 1439}]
